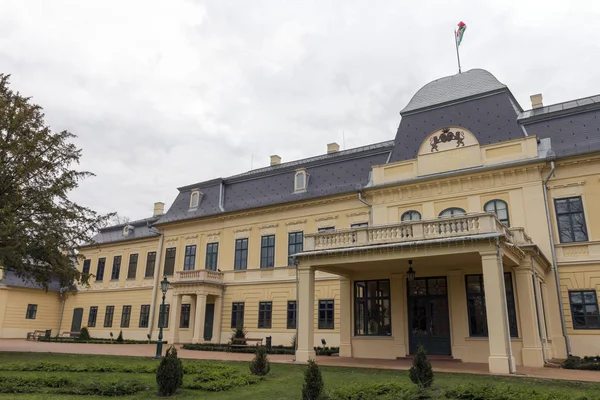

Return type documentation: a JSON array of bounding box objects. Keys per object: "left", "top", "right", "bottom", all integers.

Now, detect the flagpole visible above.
[{"left": 454, "top": 29, "right": 462, "bottom": 74}]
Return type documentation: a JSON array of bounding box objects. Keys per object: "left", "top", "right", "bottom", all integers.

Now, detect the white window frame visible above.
[
  {"left": 294, "top": 169, "right": 308, "bottom": 192},
  {"left": 190, "top": 190, "right": 202, "bottom": 209}
]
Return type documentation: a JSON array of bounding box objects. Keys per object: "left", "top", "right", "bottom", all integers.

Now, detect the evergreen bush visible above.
[
  {"left": 249, "top": 346, "right": 270, "bottom": 376},
  {"left": 78, "top": 327, "right": 91, "bottom": 341},
  {"left": 230, "top": 326, "right": 247, "bottom": 344},
  {"left": 116, "top": 330, "right": 124, "bottom": 343},
  {"left": 302, "top": 359, "right": 324, "bottom": 400},
  {"left": 156, "top": 346, "right": 184, "bottom": 396},
  {"left": 409, "top": 345, "right": 434, "bottom": 389}
]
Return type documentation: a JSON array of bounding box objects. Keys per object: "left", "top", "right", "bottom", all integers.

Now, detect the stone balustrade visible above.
[
  {"left": 304, "top": 213, "right": 513, "bottom": 251},
  {"left": 173, "top": 269, "right": 224, "bottom": 285}
]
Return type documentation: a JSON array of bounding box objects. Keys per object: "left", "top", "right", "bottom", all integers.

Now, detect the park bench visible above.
[
  {"left": 227, "top": 337, "right": 263, "bottom": 350},
  {"left": 26, "top": 329, "right": 48, "bottom": 341}
]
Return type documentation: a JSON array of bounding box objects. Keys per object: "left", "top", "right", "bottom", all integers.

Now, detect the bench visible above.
[
  {"left": 227, "top": 338, "right": 263, "bottom": 350},
  {"left": 26, "top": 330, "right": 47, "bottom": 341}
]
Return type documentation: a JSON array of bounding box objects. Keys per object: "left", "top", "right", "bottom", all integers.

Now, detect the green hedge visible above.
[
  {"left": 444, "top": 383, "right": 600, "bottom": 400},
  {"left": 328, "top": 382, "right": 424, "bottom": 400},
  {"left": 0, "top": 376, "right": 147, "bottom": 396},
  {"left": 184, "top": 364, "right": 264, "bottom": 392},
  {"left": 182, "top": 343, "right": 339, "bottom": 356},
  {"left": 0, "top": 361, "right": 213, "bottom": 374},
  {"left": 38, "top": 337, "right": 167, "bottom": 345},
  {"left": 562, "top": 355, "right": 600, "bottom": 371}
]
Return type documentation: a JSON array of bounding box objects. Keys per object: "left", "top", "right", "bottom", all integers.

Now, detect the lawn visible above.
[{"left": 0, "top": 351, "right": 598, "bottom": 399}]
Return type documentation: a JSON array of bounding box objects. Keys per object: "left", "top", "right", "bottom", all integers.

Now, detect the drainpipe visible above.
[
  {"left": 147, "top": 231, "right": 165, "bottom": 339},
  {"left": 530, "top": 254, "right": 547, "bottom": 364},
  {"left": 357, "top": 192, "right": 372, "bottom": 226},
  {"left": 292, "top": 256, "right": 299, "bottom": 362},
  {"left": 496, "top": 237, "right": 515, "bottom": 374},
  {"left": 542, "top": 160, "right": 572, "bottom": 355},
  {"left": 56, "top": 289, "right": 66, "bottom": 336}
]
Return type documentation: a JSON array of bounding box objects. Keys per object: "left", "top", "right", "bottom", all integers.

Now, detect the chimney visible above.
[
  {"left": 270, "top": 155, "right": 281, "bottom": 166},
  {"left": 153, "top": 202, "right": 165, "bottom": 216},
  {"left": 530, "top": 93, "right": 543, "bottom": 109},
  {"left": 327, "top": 142, "right": 340, "bottom": 154}
]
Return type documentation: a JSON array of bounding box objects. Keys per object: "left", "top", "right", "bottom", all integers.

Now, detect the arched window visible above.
[
  {"left": 401, "top": 210, "right": 421, "bottom": 222},
  {"left": 295, "top": 169, "right": 307, "bottom": 192},
  {"left": 439, "top": 207, "right": 466, "bottom": 218},
  {"left": 190, "top": 191, "right": 200, "bottom": 209},
  {"left": 484, "top": 200, "right": 510, "bottom": 227}
]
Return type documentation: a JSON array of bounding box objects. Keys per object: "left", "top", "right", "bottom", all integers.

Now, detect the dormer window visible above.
[
  {"left": 123, "top": 225, "right": 134, "bottom": 236},
  {"left": 190, "top": 190, "right": 202, "bottom": 209},
  {"left": 295, "top": 169, "right": 307, "bottom": 192}
]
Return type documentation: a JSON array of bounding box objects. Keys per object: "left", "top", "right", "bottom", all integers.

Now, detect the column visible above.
[
  {"left": 390, "top": 273, "right": 407, "bottom": 358},
  {"left": 213, "top": 296, "right": 223, "bottom": 344},
  {"left": 514, "top": 265, "right": 544, "bottom": 367},
  {"left": 480, "top": 251, "right": 515, "bottom": 374},
  {"left": 339, "top": 276, "right": 352, "bottom": 357},
  {"left": 295, "top": 265, "right": 316, "bottom": 362},
  {"left": 447, "top": 269, "right": 468, "bottom": 361},
  {"left": 167, "top": 294, "right": 181, "bottom": 344},
  {"left": 192, "top": 294, "right": 207, "bottom": 343}
]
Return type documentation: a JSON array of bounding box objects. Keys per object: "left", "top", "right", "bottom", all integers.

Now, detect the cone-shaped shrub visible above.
[
  {"left": 156, "top": 346, "right": 184, "bottom": 396},
  {"left": 409, "top": 345, "right": 434, "bottom": 388},
  {"left": 302, "top": 359, "right": 324, "bottom": 400},
  {"left": 79, "top": 327, "right": 91, "bottom": 341},
  {"left": 116, "top": 330, "right": 124, "bottom": 343},
  {"left": 249, "top": 346, "right": 270, "bottom": 376}
]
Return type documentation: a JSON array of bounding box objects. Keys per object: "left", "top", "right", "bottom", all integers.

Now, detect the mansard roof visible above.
[{"left": 82, "top": 215, "right": 162, "bottom": 247}]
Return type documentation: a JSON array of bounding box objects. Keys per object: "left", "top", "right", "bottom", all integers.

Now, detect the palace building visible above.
[{"left": 2, "top": 68, "right": 600, "bottom": 374}]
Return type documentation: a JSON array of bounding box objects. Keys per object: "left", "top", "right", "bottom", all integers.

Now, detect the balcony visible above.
[
  {"left": 173, "top": 269, "right": 224, "bottom": 285},
  {"left": 304, "top": 213, "right": 515, "bottom": 252}
]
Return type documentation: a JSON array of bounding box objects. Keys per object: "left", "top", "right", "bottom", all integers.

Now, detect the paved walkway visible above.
[{"left": 0, "top": 339, "right": 598, "bottom": 383}]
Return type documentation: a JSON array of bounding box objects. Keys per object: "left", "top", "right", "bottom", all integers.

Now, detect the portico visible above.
[{"left": 295, "top": 213, "right": 556, "bottom": 374}]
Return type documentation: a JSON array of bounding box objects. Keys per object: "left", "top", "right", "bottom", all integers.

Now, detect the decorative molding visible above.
[
  {"left": 166, "top": 237, "right": 179, "bottom": 243},
  {"left": 185, "top": 234, "right": 199, "bottom": 240},
  {"left": 562, "top": 245, "right": 589, "bottom": 257},
  {"left": 548, "top": 181, "right": 586, "bottom": 190},
  {"left": 346, "top": 211, "right": 369, "bottom": 218},
  {"left": 234, "top": 227, "right": 252, "bottom": 233},
  {"left": 259, "top": 223, "right": 279, "bottom": 229},
  {"left": 286, "top": 219, "right": 307, "bottom": 226},
  {"left": 315, "top": 215, "right": 339, "bottom": 222}
]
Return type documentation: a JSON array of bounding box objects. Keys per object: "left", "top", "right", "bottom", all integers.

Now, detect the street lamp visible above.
[{"left": 155, "top": 275, "right": 170, "bottom": 359}]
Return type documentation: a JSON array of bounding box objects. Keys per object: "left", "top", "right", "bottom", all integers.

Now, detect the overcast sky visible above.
[{"left": 2, "top": 1, "right": 599, "bottom": 220}]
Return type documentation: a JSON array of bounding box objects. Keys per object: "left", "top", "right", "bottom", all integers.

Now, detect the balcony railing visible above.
[
  {"left": 304, "top": 213, "right": 513, "bottom": 252},
  {"left": 173, "top": 269, "right": 224, "bottom": 285}
]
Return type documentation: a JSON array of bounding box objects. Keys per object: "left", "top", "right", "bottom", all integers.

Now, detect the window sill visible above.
[
  {"left": 464, "top": 337, "right": 522, "bottom": 342},
  {"left": 144, "top": 276, "right": 154, "bottom": 279},
  {"left": 110, "top": 279, "right": 120, "bottom": 282},
  {"left": 352, "top": 335, "right": 394, "bottom": 340}
]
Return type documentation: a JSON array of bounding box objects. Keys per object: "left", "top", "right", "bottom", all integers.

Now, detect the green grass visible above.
[{"left": 0, "top": 352, "right": 598, "bottom": 399}]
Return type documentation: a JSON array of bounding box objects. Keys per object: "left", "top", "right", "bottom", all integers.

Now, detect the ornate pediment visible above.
[{"left": 418, "top": 126, "right": 479, "bottom": 156}]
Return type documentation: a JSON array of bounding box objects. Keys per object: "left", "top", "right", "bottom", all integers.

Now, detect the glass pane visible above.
[
  {"left": 430, "top": 298, "right": 449, "bottom": 335},
  {"left": 355, "top": 282, "right": 365, "bottom": 298},
  {"left": 468, "top": 296, "right": 487, "bottom": 336},
  {"left": 555, "top": 199, "right": 569, "bottom": 214},
  {"left": 570, "top": 292, "right": 583, "bottom": 304},
  {"left": 586, "top": 305, "right": 599, "bottom": 328},
  {"left": 355, "top": 302, "right": 365, "bottom": 335},
  {"left": 466, "top": 275, "right": 483, "bottom": 294},
  {"left": 557, "top": 215, "right": 574, "bottom": 243},
  {"left": 572, "top": 213, "right": 588, "bottom": 241},
  {"left": 367, "top": 281, "right": 378, "bottom": 297},
  {"left": 411, "top": 298, "right": 428, "bottom": 336},
  {"left": 584, "top": 291, "right": 596, "bottom": 304},
  {"left": 428, "top": 278, "right": 447, "bottom": 295},
  {"left": 378, "top": 280, "right": 390, "bottom": 297},
  {"left": 497, "top": 209, "right": 508, "bottom": 221},
  {"left": 381, "top": 299, "right": 391, "bottom": 335},
  {"left": 571, "top": 304, "right": 586, "bottom": 328},
  {"left": 569, "top": 198, "right": 583, "bottom": 212},
  {"left": 409, "top": 279, "right": 427, "bottom": 296}
]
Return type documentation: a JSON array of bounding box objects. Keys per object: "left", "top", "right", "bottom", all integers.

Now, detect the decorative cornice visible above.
[
  {"left": 285, "top": 219, "right": 307, "bottom": 226},
  {"left": 315, "top": 215, "right": 339, "bottom": 222},
  {"left": 166, "top": 237, "right": 179, "bottom": 243},
  {"left": 234, "top": 227, "right": 252, "bottom": 233},
  {"left": 346, "top": 211, "right": 369, "bottom": 218},
  {"left": 548, "top": 181, "right": 586, "bottom": 190},
  {"left": 207, "top": 231, "right": 221, "bottom": 237},
  {"left": 185, "top": 234, "right": 199, "bottom": 240},
  {"left": 259, "top": 223, "right": 279, "bottom": 229}
]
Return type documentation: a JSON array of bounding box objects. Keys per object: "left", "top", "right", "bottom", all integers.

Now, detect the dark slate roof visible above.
[
  {"left": 157, "top": 141, "right": 394, "bottom": 224},
  {"left": 389, "top": 91, "right": 526, "bottom": 163},
  {"left": 517, "top": 95, "right": 600, "bottom": 124},
  {"left": 401, "top": 69, "right": 508, "bottom": 114},
  {"left": 81, "top": 215, "right": 162, "bottom": 247},
  {"left": 0, "top": 269, "right": 62, "bottom": 291}
]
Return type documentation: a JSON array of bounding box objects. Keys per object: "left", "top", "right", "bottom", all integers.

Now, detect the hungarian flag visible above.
[{"left": 456, "top": 21, "right": 467, "bottom": 46}]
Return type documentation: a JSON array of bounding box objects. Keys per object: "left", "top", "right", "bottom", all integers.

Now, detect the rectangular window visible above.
[
  {"left": 96, "top": 258, "right": 106, "bottom": 281},
  {"left": 145, "top": 252, "right": 156, "bottom": 278},
  {"left": 350, "top": 222, "right": 369, "bottom": 228},
  {"left": 25, "top": 304, "right": 37, "bottom": 319},
  {"left": 260, "top": 235, "right": 275, "bottom": 268},
  {"left": 234, "top": 239, "right": 248, "bottom": 270},
  {"left": 287, "top": 301, "right": 297, "bottom": 330},
  {"left": 205, "top": 243, "right": 219, "bottom": 271},
  {"left": 354, "top": 280, "right": 392, "bottom": 336},
  {"left": 164, "top": 247, "right": 176, "bottom": 276},
  {"left": 231, "top": 302, "right": 245, "bottom": 328},
  {"left": 180, "top": 304, "right": 191, "bottom": 328},
  {"left": 139, "top": 305, "right": 150, "bottom": 328},
  {"left": 465, "top": 273, "right": 519, "bottom": 337},
  {"left": 288, "top": 232, "right": 303, "bottom": 266},
  {"left": 569, "top": 290, "right": 600, "bottom": 329},
  {"left": 121, "top": 305, "right": 132, "bottom": 328},
  {"left": 110, "top": 255, "right": 122, "bottom": 280},
  {"left": 318, "top": 226, "right": 335, "bottom": 232},
  {"left": 82, "top": 259, "right": 91, "bottom": 275},
  {"left": 258, "top": 301, "right": 272, "bottom": 329},
  {"left": 183, "top": 245, "right": 196, "bottom": 271},
  {"left": 88, "top": 306, "right": 98, "bottom": 327},
  {"left": 159, "top": 304, "right": 170, "bottom": 329},
  {"left": 318, "top": 300, "right": 335, "bottom": 330},
  {"left": 104, "top": 306, "right": 114, "bottom": 328},
  {"left": 127, "top": 254, "right": 138, "bottom": 279},
  {"left": 555, "top": 197, "right": 588, "bottom": 243}
]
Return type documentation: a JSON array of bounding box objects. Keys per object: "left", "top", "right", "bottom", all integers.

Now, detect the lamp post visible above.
[
  {"left": 406, "top": 260, "right": 416, "bottom": 282},
  {"left": 155, "top": 275, "right": 170, "bottom": 359}
]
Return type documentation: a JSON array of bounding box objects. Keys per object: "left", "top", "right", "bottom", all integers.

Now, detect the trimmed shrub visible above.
[
  {"left": 78, "top": 327, "right": 91, "bottom": 341},
  {"left": 409, "top": 345, "right": 434, "bottom": 389},
  {"left": 185, "top": 365, "right": 264, "bottom": 392},
  {"left": 0, "top": 376, "right": 146, "bottom": 396},
  {"left": 249, "top": 346, "right": 270, "bottom": 376},
  {"left": 302, "top": 359, "right": 324, "bottom": 400},
  {"left": 328, "top": 382, "right": 421, "bottom": 400},
  {"left": 562, "top": 355, "right": 600, "bottom": 371},
  {"left": 116, "top": 330, "right": 124, "bottom": 343},
  {"left": 156, "top": 346, "right": 184, "bottom": 396},
  {"left": 230, "top": 326, "right": 248, "bottom": 344},
  {"left": 443, "top": 383, "right": 599, "bottom": 400}
]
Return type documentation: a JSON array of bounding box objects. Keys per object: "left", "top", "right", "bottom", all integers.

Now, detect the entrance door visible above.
[
  {"left": 70, "top": 308, "right": 83, "bottom": 335},
  {"left": 407, "top": 277, "right": 451, "bottom": 356},
  {"left": 203, "top": 303, "right": 215, "bottom": 341}
]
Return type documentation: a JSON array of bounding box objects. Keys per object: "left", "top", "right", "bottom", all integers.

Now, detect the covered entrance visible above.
[{"left": 407, "top": 277, "right": 450, "bottom": 356}]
